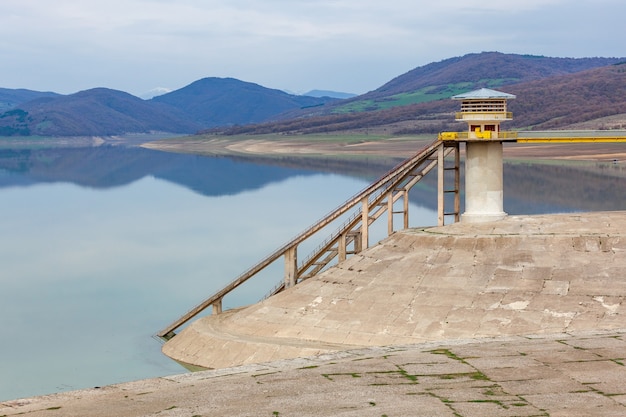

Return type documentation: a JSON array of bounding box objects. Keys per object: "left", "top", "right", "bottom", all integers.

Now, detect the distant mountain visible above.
[
  {"left": 304, "top": 90, "right": 357, "bottom": 99},
  {"left": 0, "top": 79, "right": 338, "bottom": 136},
  {"left": 366, "top": 52, "right": 624, "bottom": 99},
  {"left": 151, "top": 77, "right": 338, "bottom": 128},
  {"left": 1, "top": 88, "right": 201, "bottom": 136},
  {"left": 0, "top": 88, "right": 59, "bottom": 112},
  {"left": 320, "top": 52, "right": 626, "bottom": 115},
  {"left": 210, "top": 52, "right": 626, "bottom": 135}
]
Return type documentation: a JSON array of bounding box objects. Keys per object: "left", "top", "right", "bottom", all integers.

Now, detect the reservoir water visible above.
[{"left": 0, "top": 144, "right": 624, "bottom": 401}]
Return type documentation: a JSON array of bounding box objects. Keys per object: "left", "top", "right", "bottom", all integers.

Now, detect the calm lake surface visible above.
[{"left": 0, "top": 143, "right": 624, "bottom": 401}]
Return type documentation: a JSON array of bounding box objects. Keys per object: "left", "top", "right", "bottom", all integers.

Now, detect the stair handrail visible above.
[{"left": 157, "top": 139, "right": 441, "bottom": 338}]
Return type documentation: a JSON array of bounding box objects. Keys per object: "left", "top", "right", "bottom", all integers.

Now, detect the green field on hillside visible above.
[{"left": 333, "top": 79, "right": 518, "bottom": 114}]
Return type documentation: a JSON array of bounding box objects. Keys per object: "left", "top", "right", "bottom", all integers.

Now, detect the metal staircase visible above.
[{"left": 157, "top": 139, "right": 459, "bottom": 339}]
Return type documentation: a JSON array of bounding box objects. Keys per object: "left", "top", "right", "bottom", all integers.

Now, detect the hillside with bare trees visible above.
[{"left": 209, "top": 54, "right": 626, "bottom": 135}]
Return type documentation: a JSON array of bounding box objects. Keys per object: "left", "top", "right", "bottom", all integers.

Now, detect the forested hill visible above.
[
  {"left": 0, "top": 88, "right": 59, "bottom": 112},
  {"left": 367, "top": 52, "right": 623, "bottom": 98},
  {"left": 211, "top": 53, "right": 626, "bottom": 135},
  {"left": 506, "top": 63, "right": 626, "bottom": 129},
  {"left": 0, "top": 79, "right": 336, "bottom": 137},
  {"left": 9, "top": 88, "right": 202, "bottom": 136},
  {"left": 151, "top": 77, "right": 337, "bottom": 128}
]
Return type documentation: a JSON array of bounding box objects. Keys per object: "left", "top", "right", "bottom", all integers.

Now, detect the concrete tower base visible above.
[{"left": 462, "top": 141, "right": 506, "bottom": 223}]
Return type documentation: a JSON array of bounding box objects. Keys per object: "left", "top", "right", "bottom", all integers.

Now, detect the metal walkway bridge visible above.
[{"left": 157, "top": 131, "right": 625, "bottom": 339}]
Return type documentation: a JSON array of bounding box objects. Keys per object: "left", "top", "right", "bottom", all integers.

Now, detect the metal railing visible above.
[
  {"left": 438, "top": 130, "right": 519, "bottom": 140},
  {"left": 455, "top": 111, "right": 513, "bottom": 120},
  {"left": 157, "top": 139, "right": 450, "bottom": 339}
]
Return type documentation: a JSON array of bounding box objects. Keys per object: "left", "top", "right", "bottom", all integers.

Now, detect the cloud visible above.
[{"left": 0, "top": 0, "right": 624, "bottom": 95}]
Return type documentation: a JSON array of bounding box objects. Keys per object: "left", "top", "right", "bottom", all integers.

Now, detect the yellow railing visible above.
[
  {"left": 438, "top": 131, "right": 519, "bottom": 141},
  {"left": 499, "top": 131, "right": 519, "bottom": 139},
  {"left": 455, "top": 112, "right": 513, "bottom": 120},
  {"left": 438, "top": 131, "right": 466, "bottom": 140}
]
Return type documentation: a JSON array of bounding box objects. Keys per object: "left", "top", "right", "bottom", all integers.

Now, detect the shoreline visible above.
[
  {"left": 1, "top": 132, "right": 624, "bottom": 163},
  {"left": 142, "top": 133, "right": 626, "bottom": 163}
]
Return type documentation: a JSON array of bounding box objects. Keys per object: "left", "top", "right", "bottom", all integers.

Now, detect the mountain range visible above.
[
  {"left": 1, "top": 52, "right": 625, "bottom": 137},
  {"left": 0, "top": 78, "right": 338, "bottom": 137}
]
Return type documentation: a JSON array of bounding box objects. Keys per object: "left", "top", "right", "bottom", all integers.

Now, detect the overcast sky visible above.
[{"left": 1, "top": 0, "right": 624, "bottom": 97}]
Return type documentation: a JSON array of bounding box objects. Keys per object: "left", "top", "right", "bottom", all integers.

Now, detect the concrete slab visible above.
[{"left": 4, "top": 331, "right": 626, "bottom": 417}]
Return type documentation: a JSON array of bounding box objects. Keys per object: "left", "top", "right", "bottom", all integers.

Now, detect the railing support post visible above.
[
  {"left": 338, "top": 233, "right": 347, "bottom": 262},
  {"left": 403, "top": 189, "right": 409, "bottom": 229},
  {"left": 453, "top": 143, "right": 461, "bottom": 223},
  {"left": 284, "top": 246, "right": 298, "bottom": 288},
  {"left": 437, "top": 142, "right": 445, "bottom": 226},
  {"left": 387, "top": 191, "right": 394, "bottom": 235},
  {"left": 353, "top": 231, "right": 362, "bottom": 254},
  {"left": 361, "top": 197, "right": 369, "bottom": 250},
  {"left": 212, "top": 298, "right": 222, "bottom": 315}
]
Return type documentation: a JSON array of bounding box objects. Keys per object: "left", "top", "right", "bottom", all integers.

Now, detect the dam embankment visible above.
[{"left": 163, "top": 211, "right": 626, "bottom": 370}]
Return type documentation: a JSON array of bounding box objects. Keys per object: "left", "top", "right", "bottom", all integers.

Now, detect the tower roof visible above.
[{"left": 452, "top": 88, "right": 516, "bottom": 100}]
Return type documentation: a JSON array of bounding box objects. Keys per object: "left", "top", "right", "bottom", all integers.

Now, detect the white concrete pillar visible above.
[
  {"left": 338, "top": 233, "right": 347, "bottom": 262},
  {"left": 462, "top": 141, "right": 506, "bottom": 223},
  {"left": 284, "top": 246, "right": 297, "bottom": 288},
  {"left": 361, "top": 197, "right": 369, "bottom": 250}
]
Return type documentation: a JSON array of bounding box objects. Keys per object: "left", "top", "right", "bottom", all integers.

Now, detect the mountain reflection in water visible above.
[
  {"left": 0, "top": 146, "right": 623, "bottom": 213},
  {"left": 0, "top": 146, "right": 318, "bottom": 195}
]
